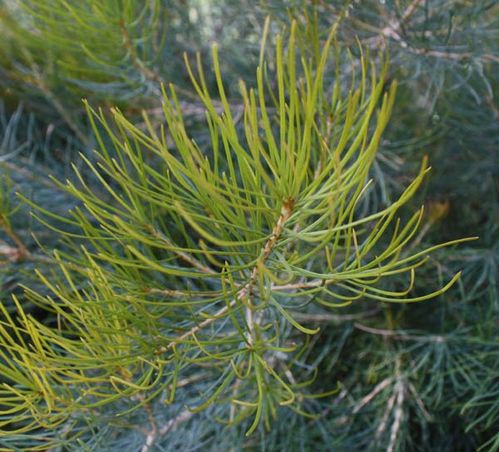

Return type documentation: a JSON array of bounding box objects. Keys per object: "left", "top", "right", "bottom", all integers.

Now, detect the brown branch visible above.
[
  {"left": 0, "top": 215, "right": 30, "bottom": 261},
  {"left": 137, "top": 373, "right": 206, "bottom": 451},
  {"left": 376, "top": 0, "right": 424, "bottom": 45},
  {"left": 144, "top": 287, "right": 197, "bottom": 298},
  {"left": 242, "top": 198, "right": 294, "bottom": 343},
  {"left": 158, "top": 409, "right": 194, "bottom": 437},
  {"left": 351, "top": 0, "right": 499, "bottom": 64},
  {"left": 375, "top": 381, "right": 398, "bottom": 439},
  {"left": 400, "top": 0, "right": 424, "bottom": 23},
  {"left": 408, "top": 382, "right": 432, "bottom": 421}
]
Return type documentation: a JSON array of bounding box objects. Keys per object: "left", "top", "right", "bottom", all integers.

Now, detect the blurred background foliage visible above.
[{"left": 0, "top": 0, "right": 497, "bottom": 450}]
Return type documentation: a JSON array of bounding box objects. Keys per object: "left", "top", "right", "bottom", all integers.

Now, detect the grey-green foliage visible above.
[
  {"left": 0, "top": 103, "right": 83, "bottom": 312},
  {"left": 0, "top": 20, "right": 472, "bottom": 450},
  {"left": 273, "top": 3, "right": 498, "bottom": 450}
]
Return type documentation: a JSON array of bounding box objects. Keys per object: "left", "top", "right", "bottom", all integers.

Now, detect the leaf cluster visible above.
[{"left": 0, "top": 20, "right": 471, "bottom": 447}]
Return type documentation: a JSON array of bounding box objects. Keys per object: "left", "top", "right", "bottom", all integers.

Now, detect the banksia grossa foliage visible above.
[{"left": 0, "top": 19, "right": 471, "bottom": 447}]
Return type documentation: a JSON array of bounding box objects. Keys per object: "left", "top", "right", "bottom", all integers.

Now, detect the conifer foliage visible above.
[{"left": 0, "top": 1, "right": 497, "bottom": 451}]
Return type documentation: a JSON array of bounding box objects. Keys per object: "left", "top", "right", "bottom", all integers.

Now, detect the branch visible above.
[
  {"left": 354, "top": 322, "right": 446, "bottom": 343},
  {"left": 387, "top": 379, "right": 405, "bottom": 452},
  {"left": 0, "top": 215, "right": 30, "bottom": 261},
  {"left": 137, "top": 373, "right": 206, "bottom": 451},
  {"left": 154, "top": 301, "right": 234, "bottom": 355},
  {"left": 141, "top": 409, "right": 194, "bottom": 452},
  {"left": 291, "top": 308, "right": 380, "bottom": 323},
  {"left": 352, "top": 377, "right": 393, "bottom": 414},
  {"left": 243, "top": 198, "right": 294, "bottom": 343},
  {"left": 271, "top": 279, "right": 326, "bottom": 291}
]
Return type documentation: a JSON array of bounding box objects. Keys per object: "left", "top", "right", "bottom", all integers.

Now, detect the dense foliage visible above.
[{"left": 0, "top": 1, "right": 497, "bottom": 451}]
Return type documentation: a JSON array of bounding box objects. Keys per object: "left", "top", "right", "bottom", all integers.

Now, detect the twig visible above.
[
  {"left": 141, "top": 409, "right": 194, "bottom": 452},
  {"left": 399, "top": 0, "right": 424, "bottom": 23},
  {"left": 243, "top": 198, "right": 295, "bottom": 343},
  {"left": 387, "top": 379, "right": 405, "bottom": 452},
  {"left": 408, "top": 382, "right": 432, "bottom": 421},
  {"left": 145, "top": 287, "right": 198, "bottom": 298},
  {"left": 345, "top": 0, "right": 499, "bottom": 64},
  {"left": 158, "top": 409, "right": 194, "bottom": 437},
  {"left": 376, "top": 0, "right": 424, "bottom": 46},
  {"left": 368, "top": 357, "right": 406, "bottom": 450},
  {"left": 375, "top": 382, "right": 398, "bottom": 439},
  {"left": 271, "top": 279, "right": 326, "bottom": 291},
  {"left": 291, "top": 308, "right": 380, "bottom": 323},
  {"left": 352, "top": 377, "right": 393, "bottom": 414},
  {"left": 140, "top": 400, "right": 158, "bottom": 452},
  {"left": 154, "top": 300, "right": 233, "bottom": 355},
  {"left": 0, "top": 216, "right": 30, "bottom": 261},
  {"left": 354, "top": 322, "right": 446, "bottom": 343}
]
